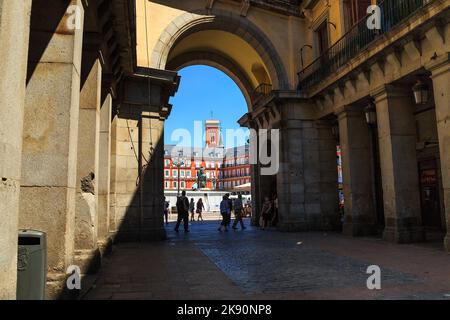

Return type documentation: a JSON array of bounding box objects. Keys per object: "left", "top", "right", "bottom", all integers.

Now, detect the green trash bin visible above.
[{"left": 17, "top": 230, "right": 47, "bottom": 300}]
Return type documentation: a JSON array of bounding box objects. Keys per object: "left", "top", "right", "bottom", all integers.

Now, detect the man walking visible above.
[
  {"left": 232, "top": 194, "right": 246, "bottom": 230},
  {"left": 175, "top": 190, "right": 190, "bottom": 232},
  {"left": 218, "top": 195, "right": 231, "bottom": 232}
]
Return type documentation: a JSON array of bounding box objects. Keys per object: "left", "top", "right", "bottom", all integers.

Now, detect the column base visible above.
[
  {"left": 444, "top": 234, "right": 450, "bottom": 253},
  {"left": 383, "top": 226, "right": 425, "bottom": 243},
  {"left": 277, "top": 217, "right": 339, "bottom": 232},
  {"left": 342, "top": 222, "right": 377, "bottom": 237},
  {"left": 113, "top": 227, "right": 167, "bottom": 242},
  {"left": 73, "top": 248, "right": 102, "bottom": 275},
  {"left": 46, "top": 272, "right": 78, "bottom": 300},
  {"left": 98, "top": 237, "right": 113, "bottom": 257}
]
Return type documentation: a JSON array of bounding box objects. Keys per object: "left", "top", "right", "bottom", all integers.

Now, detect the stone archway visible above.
[
  {"left": 150, "top": 9, "right": 290, "bottom": 91},
  {"left": 166, "top": 51, "right": 254, "bottom": 108}
]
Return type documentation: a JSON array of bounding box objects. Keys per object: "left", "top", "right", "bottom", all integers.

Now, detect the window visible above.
[
  {"left": 164, "top": 159, "right": 170, "bottom": 166},
  {"left": 343, "top": 0, "right": 372, "bottom": 31},
  {"left": 165, "top": 181, "right": 169, "bottom": 189},
  {"left": 186, "top": 171, "right": 191, "bottom": 178},
  {"left": 173, "top": 181, "right": 178, "bottom": 188},
  {"left": 173, "top": 170, "right": 177, "bottom": 177},
  {"left": 316, "top": 20, "right": 329, "bottom": 57},
  {"left": 180, "top": 170, "right": 185, "bottom": 177},
  {"left": 180, "top": 181, "right": 185, "bottom": 188},
  {"left": 165, "top": 170, "right": 170, "bottom": 177}
]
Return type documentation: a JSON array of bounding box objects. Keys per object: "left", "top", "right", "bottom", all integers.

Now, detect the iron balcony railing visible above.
[
  {"left": 298, "top": 0, "right": 432, "bottom": 90},
  {"left": 252, "top": 83, "right": 273, "bottom": 104}
]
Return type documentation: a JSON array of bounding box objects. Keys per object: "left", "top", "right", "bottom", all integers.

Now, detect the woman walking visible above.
[
  {"left": 196, "top": 198, "right": 205, "bottom": 221},
  {"left": 189, "top": 198, "right": 195, "bottom": 222}
]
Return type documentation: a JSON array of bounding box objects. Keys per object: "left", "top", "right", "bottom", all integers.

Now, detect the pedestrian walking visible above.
[
  {"left": 260, "top": 196, "right": 272, "bottom": 230},
  {"left": 227, "top": 194, "right": 233, "bottom": 227},
  {"left": 232, "top": 194, "right": 246, "bottom": 230},
  {"left": 174, "top": 191, "right": 190, "bottom": 232},
  {"left": 163, "top": 196, "right": 169, "bottom": 225},
  {"left": 271, "top": 193, "right": 278, "bottom": 227},
  {"left": 189, "top": 198, "right": 195, "bottom": 222},
  {"left": 196, "top": 198, "right": 205, "bottom": 221},
  {"left": 218, "top": 195, "right": 231, "bottom": 232}
]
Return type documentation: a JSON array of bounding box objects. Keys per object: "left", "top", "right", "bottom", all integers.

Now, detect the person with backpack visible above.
[
  {"left": 232, "top": 194, "right": 246, "bottom": 230},
  {"left": 175, "top": 190, "right": 190, "bottom": 232}
]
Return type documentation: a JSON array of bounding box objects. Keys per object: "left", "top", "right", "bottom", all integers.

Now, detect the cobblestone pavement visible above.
[{"left": 84, "top": 219, "right": 450, "bottom": 300}]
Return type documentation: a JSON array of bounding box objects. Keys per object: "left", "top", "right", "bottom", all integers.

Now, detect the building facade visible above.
[{"left": 163, "top": 120, "right": 251, "bottom": 192}]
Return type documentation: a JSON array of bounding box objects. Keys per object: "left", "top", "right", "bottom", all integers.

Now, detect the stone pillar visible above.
[
  {"left": 316, "top": 120, "right": 340, "bottom": 230},
  {"left": 276, "top": 100, "right": 325, "bottom": 231},
  {"left": 97, "top": 93, "right": 113, "bottom": 255},
  {"left": 372, "top": 85, "right": 424, "bottom": 243},
  {"left": 426, "top": 53, "right": 450, "bottom": 251},
  {"left": 109, "top": 113, "right": 119, "bottom": 237},
  {"left": 337, "top": 105, "right": 377, "bottom": 236},
  {"left": 110, "top": 70, "right": 178, "bottom": 241},
  {"left": 0, "top": 0, "right": 32, "bottom": 300},
  {"left": 276, "top": 117, "right": 306, "bottom": 231},
  {"left": 73, "top": 57, "right": 102, "bottom": 274},
  {"left": 20, "top": 1, "right": 84, "bottom": 298}
]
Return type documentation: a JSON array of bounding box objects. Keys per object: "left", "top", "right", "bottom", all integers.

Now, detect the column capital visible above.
[
  {"left": 425, "top": 52, "right": 450, "bottom": 77},
  {"left": 334, "top": 105, "right": 363, "bottom": 119},
  {"left": 370, "top": 84, "right": 412, "bottom": 103}
]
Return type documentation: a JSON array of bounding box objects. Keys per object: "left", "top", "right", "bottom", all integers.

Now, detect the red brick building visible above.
[{"left": 164, "top": 120, "right": 251, "bottom": 192}]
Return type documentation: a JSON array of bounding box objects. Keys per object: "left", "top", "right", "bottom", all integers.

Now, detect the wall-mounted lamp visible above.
[
  {"left": 365, "top": 101, "right": 377, "bottom": 126},
  {"left": 412, "top": 80, "right": 430, "bottom": 105},
  {"left": 331, "top": 123, "right": 340, "bottom": 141}
]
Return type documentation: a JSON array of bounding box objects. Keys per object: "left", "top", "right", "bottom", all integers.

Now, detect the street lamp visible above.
[
  {"left": 412, "top": 80, "right": 430, "bottom": 105},
  {"left": 173, "top": 150, "right": 186, "bottom": 196}
]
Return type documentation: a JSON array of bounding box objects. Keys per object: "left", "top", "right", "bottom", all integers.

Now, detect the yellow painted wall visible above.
[{"left": 135, "top": 0, "right": 309, "bottom": 90}]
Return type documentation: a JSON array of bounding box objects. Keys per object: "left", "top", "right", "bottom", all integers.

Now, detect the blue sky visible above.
[{"left": 166, "top": 66, "right": 249, "bottom": 148}]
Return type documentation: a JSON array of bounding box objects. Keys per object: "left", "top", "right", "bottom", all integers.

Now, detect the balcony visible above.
[
  {"left": 298, "top": 0, "right": 433, "bottom": 91},
  {"left": 252, "top": 83, "right": 273, "bottom": 105}
]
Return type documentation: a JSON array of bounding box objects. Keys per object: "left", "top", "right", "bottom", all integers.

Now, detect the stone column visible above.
[
  {"left": 426, "top": 53, "right": 450, "bottom": 251},
  {"left": 276, "top": 117, "right": 306, "bottom": 231},
  {"left": 0, "top": 0, "right": 32, "bottom": 300},
  {"left": 337, "top": 105, "right": 377, "bottom": 236},
  {"left": 97, "top": 93, "right": 113, "bottom": 255},
  {"left": 316, "top": 120, "right": 340, "bottom": 230},
  {"left": 372, "top": 85, "right": 424, "bottom": 243},
  {"left": 73, "top": 57, "right": 102, "bottom": 274},
  {"left": 19, "top": 1, "right": 84, "bottom": 298},
  {"left": 110, "top": 70, "right": 178, "bottom": 241},
  {"left": 276, "top": 100, "right": 324, "bottom": 231}
]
